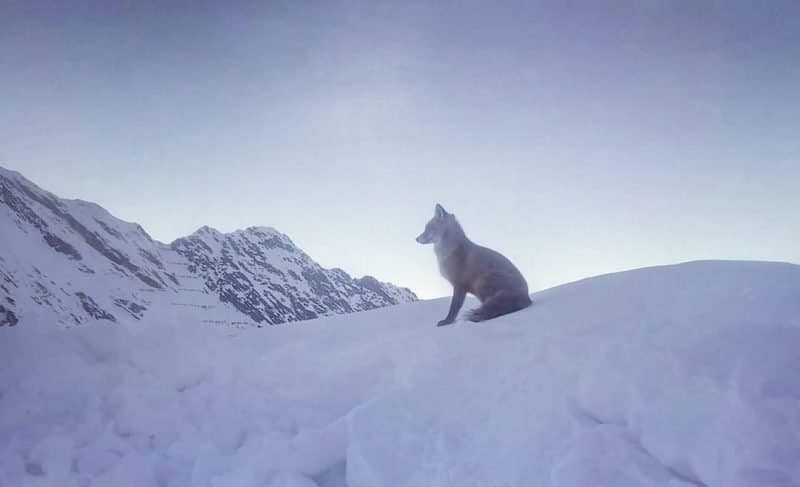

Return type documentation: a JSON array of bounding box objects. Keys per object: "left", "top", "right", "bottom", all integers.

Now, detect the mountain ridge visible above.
[{"left": 0, "top": 166, "right": 416, "bottom": 327}]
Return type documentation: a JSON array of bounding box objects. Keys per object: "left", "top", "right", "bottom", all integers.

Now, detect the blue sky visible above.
[{"left": 2, "top": 1, "right": 799, "bottom": 298}]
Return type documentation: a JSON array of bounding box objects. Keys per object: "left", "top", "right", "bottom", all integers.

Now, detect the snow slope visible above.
[{"left": 1, "top": 261, "right": 799, "bottom": 487}]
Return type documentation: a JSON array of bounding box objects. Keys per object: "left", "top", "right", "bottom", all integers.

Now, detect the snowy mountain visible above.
[
  {"left": 1, "top": 260, "right": 798, "bottom": 487},
  {"left": 0, "top": 166, "right": 416, "bottom": 327}
]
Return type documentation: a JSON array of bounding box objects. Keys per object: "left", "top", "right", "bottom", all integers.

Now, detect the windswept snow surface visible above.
[{"left": 2, "top": 261, "right": 799, "bottom": 487}]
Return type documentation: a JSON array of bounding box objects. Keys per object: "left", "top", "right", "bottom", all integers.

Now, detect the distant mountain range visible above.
[{"left": 0, "top": 166, "right": 416, "bottom": 328}]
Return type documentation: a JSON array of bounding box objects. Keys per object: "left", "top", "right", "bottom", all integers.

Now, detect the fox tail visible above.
[{"left": 466, "top": 291, "right": 532, "bottom": 322}]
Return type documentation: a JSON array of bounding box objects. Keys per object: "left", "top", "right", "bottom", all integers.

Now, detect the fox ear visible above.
[{"left": 435, "top": 203, "right": 447, "bottom": 219}]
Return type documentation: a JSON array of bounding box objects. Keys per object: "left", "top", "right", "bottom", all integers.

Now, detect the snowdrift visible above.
[{"left": 1, "top": 261, "right": 799, "bottom": 487}]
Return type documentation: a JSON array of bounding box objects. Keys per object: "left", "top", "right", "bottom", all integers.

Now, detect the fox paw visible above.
[
  {"left": 436, "top": 319, "right": 455, "bottom": 327},
  {"left": 465, "top": 310, "right": 484, "bottom": 322}
]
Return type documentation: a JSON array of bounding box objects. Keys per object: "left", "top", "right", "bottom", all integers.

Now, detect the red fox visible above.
[{"left": 416, "top": 204, "right": 532, "bottom": 326}]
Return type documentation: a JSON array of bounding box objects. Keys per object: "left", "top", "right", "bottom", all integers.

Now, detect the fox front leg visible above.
[{"left": 438, "top": 286, "right": 466, "bottom": 326}]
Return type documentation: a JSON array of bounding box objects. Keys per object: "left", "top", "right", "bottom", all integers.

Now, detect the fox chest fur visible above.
[{"left": 436, "top": 241, "right": 517, "bottom": 300}]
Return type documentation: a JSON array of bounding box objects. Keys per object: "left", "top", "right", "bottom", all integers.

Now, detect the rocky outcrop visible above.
[{"left": 0, "top": 305, "right": 18, "bottom": 327}]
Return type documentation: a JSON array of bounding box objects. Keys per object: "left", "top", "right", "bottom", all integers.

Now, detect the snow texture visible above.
[{"left": 1, "top": 260, "right": 799, "bottom": 486}]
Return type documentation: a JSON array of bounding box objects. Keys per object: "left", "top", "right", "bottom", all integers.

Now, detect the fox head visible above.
[{"left": 416, "top": 204, "right": 457, "bottom": 245}]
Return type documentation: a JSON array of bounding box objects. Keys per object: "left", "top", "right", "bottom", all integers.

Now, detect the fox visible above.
[{"left": 416, "top": 204, "right": 532, "bottom": 326}]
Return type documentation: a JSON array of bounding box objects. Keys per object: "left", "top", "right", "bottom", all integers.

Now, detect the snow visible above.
[{"left": 1, "top": 260, "right": 799, "bottom": 487}]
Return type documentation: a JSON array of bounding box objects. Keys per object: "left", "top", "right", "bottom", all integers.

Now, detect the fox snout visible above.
[{"left": 416, "top": 232, "right": 433, "bottom": 244}]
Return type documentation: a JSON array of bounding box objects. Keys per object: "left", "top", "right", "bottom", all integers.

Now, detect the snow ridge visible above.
[{"left": 1, "top": 260, "right": 798, "bottom": 487}]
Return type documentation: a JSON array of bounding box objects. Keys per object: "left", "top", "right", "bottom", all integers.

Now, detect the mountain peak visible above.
[
  {"left": 189, "top": 225, "right": 224, "bottom": 238},
  {"left": 187, "top": 225, "right": 287, "bottom": 241},
  {"left": 1, "top": 167, "right": 417, "bottom": 327}
]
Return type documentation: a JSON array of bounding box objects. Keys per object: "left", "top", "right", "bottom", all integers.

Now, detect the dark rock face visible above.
[
  {"left": 75, "top": 292, "right": 116, "bottom": 322},
  {"left": 113, "top": 299, "right": 147, "bottom": 320},
  {"left": 0, "top": 166, "right": 417, "bottom": 327},
  {"left": 0, "top": 305, "right": 18, "bottom": 326},
  {"left": 43, "top": 234, "right": 82, "bottom": 260}
]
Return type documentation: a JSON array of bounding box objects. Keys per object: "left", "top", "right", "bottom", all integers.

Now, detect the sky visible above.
[{"left": 2, "top": 1, "right": 799, "bottom": 299}]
